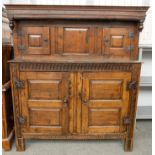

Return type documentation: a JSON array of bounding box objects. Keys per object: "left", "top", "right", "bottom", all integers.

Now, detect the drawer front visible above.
[
  {"left": 19, "top": 72, "right": 70, "bottom": 135},
  {"left": 14, "top": 22, "right": 138, "bottom": 60},
  {"left": 81, "top": 72, "right": 131, "bottom": 134}
]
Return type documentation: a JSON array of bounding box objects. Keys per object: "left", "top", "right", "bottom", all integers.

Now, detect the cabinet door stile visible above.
[{"left": 76, "top": 72, "right": 82, "bottom": 134}]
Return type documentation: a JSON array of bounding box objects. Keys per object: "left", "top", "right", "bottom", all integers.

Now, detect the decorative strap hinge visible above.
[
  {"left": 18, "top": 45, "right": 25, "bottom": 53},
  {"left": 128, "top": 32, "right": 134, "bottom": 38},
  {"left": 14, "top": 79, "right": 25, "bottom": 89},
  {"left": 18, "top": 116, "right": 26, "bottom": 125},
  {"left": 17, "top": 30, "right": 25, "bottom": 37},
  {"left": 125, "top": 45, "right": 134, "bottom": 52},
  {"left": 127, "top": 81, "right": 137, "bottom": 90},
  {"left": 123, "top": 117, "right": 131, "bottom": 125}
]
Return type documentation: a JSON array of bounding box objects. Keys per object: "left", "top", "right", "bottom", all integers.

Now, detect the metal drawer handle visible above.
[
  {"left": 43, "top": 39, "right": 48, "bottom": 43},
  {"left": 79, "top": 93, "right": 89, "bottom": 105},
  {"left": 63, "top": 98, "right": 68, "bottom": 107}
]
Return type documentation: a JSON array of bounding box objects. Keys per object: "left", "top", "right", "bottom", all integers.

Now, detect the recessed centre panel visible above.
[
  {"left": 88, "top": 108, "right": 120, "bottom": 126},
  {"left": 29, "top": 108, "right": 61, "bottom": 127},
  {"left": 28, "top": 79, "right": 61, "bottom": 100},
  {"left": 63, "top": 27, "right": 89, "bottom": 53},
  {"left": 89, "top": 80, "right": 123, "bottom": 100}
]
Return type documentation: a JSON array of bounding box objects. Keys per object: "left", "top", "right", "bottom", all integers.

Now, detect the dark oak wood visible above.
[
  {"left": 7, "top": 21, "right": 141, "bottom": 60},
  {"left": 5, "top": 5, "right": 148, "bottom": 152},
  {"left": 5, "top": 5, "right": 148, "bottom": 22}
]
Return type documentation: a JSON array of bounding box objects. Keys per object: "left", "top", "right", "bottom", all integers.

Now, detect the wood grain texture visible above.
[
  {"left": 6, "top": 5, "right": 147, "bottom": 152},
  {"left": 5, "top": 5, "right": 148, "bottom": 23},
  {"left": 10, "top": 62, "right": 141, "bottom": 151},
  {"left": 12, "top": 21, "right": 139, "bottom": 60},
  {"left": 19, "top": 72, "right": 70, "bottom": 135},
  {"left": 10, "top": 63, "right": 25, "bottom": 151}
]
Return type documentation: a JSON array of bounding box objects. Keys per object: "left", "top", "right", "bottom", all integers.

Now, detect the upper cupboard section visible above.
[{"left": 14, "top": 21, "right": 139, "bottom": 60}]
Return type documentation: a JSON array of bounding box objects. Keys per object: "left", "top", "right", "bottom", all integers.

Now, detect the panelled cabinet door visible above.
[
  {"left": 102, "top": 28, "right": 134, "bottom": 58},
  {"left": 54, "top": 26, "right": 95, "bottom": 56},
  {"left": 18, "top": 26, "right": 50, "bottom": 55},
  {"left": 19, "top": 72, "right": 70, "bottom": 135},
  {"left": 81, "top": 72, "right": 131, "bottom": 134}
]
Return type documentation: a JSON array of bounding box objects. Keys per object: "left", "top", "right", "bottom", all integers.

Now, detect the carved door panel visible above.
[
  {"left": 102, "top": 27, "right": 134, "bottom": 58},
  {"left": 18, "top": 26, "right": 50, "bottom": 55},
  {"left": 81, "top": 72, "right": 131, "bottom": 134},
  {"left": 54, "top": 26, "right": 95, "bottom": 56},
  {"left": 19, "top": 72, "right": 70, "bottom": 135}
]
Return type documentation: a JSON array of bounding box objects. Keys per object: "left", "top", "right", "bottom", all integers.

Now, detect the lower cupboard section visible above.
[{"left": 10, "top": 63, "right": 141, "bottom": 151}]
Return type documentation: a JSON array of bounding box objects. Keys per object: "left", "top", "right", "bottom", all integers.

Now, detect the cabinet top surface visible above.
[{"left": 5, "top": 4, "right": 149, "bottom": 22}]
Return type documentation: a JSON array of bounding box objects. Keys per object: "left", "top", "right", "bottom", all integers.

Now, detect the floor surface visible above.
[{"left": 3, "top": 120, "right": 152, "bottom": 155}]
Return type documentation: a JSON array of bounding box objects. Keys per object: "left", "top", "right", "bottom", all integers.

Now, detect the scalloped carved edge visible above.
[{"left": 19, "top": 63, "right": 132, "bottom": 72}]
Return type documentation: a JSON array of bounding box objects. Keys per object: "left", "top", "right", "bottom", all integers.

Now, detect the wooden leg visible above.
[
  {"left": 16, "top": 137, "right": 25, "bottom": 151},
  {"left": 2, "top": 139, "right": 11, "bottom": 151},
  {"left": 2, "top": 128, "right": 14, "bottom": 151},
  {"left": 124, "top": 138, "right": 133, "bottom": 152}
]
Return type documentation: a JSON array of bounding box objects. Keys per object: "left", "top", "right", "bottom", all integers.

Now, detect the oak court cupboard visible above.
[{"left": 5, "top": 4, "right": 149, "bottom": 151}]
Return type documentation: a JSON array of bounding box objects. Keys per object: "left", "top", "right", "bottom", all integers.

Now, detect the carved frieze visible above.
[{"left": 19, "top": 63, "right": 133, "bottom": 72}]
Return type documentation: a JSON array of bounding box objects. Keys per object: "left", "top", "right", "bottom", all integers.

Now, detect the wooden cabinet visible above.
[{"left": 5, "top": 5, "right": 148, "bottom": 152}]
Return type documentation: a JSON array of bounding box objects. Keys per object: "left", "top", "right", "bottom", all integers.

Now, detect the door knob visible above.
[{"left": 82, "top": 99, "right": 89, "bottom": 105}]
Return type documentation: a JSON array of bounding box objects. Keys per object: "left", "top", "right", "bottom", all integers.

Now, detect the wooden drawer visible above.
[{"left": 14, "top": 22, "right": 138, "bottom": 60}]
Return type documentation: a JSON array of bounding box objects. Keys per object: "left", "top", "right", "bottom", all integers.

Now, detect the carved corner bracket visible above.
[
  {"left": 9, "top": 18, "right": 15, "bottom": 30},
  {"left": 138, "top": 19, "right": 144, "bottom": 32}
]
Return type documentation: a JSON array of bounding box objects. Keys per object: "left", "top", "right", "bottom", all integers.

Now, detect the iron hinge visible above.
[
  {"left": 125, "top": 45, "right": 134, "bottom": 52},
  {"left": 14, "top": 79, "right": 25, "bottom": 89},
  {"left": 128, "top": 32, "right": 134, "bottom": 38},
  {"left": 17, "top": 30, "right": 25, "bottom": 37},
  {"left": 123, "top": 117, "right": 131, "bottom": 125},
  {"left": 18, "top": 45, "right": 25, "bottom": 53},
  {"left": 18, "top": 116, "right": 26, "bottom": 125},
  {"left": 127, "top": 81, "right": 137, "bottom": 90}
]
